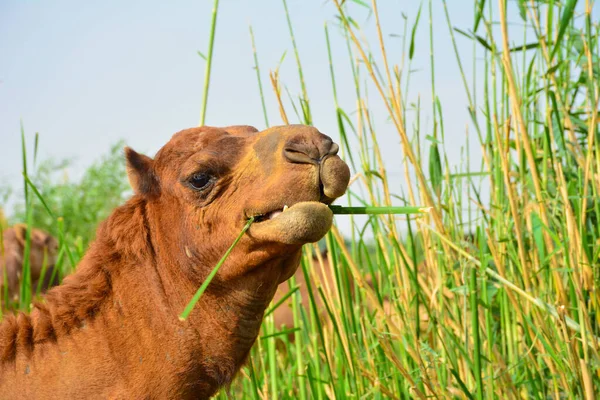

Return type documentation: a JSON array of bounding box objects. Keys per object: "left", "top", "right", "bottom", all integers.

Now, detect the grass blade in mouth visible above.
[
  {"left": 179, "top": 216, "right": 254, "bottom": 321},
  {"left": 329, "top": 205, "right": 431, "bottom": 215}
]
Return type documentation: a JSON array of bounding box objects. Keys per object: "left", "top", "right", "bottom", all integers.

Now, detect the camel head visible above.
[
  {"left": 1, "top": 225, "right": 59, "bottom": 301},
  {"left": 124, "top": 124, "right": 350, "bottom": 300},
  {"left": 11, "top": 225, "right": 59, "bottom": 275}
]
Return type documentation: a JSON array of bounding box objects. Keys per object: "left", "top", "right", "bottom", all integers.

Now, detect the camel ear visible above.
[{"left": 125, "top": 147, "right": 158, "bottom": 196}]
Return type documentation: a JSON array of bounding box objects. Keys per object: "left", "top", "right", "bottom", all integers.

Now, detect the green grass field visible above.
[{"left": 2, "top": 0, "right": 600, "bottom": 398}]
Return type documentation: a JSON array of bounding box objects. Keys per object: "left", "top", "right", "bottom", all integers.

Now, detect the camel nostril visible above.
[
  {"left": 283, "top": 137, "right": 338, "bottom": 164},
  {"left": 283, "top": 142, "right": 320, "bottom": 164},
  {"left": 283, "top": 147, "right": 316, "bottom": 164}
]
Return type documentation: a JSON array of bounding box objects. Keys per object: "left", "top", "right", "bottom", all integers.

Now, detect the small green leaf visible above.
[
  {"left": 451, "top": 285, "right": 468, "bottom": 296},
  {"left": 33, "top": 132, "right": 39, "bottom": 165},
  {"left": 365, "top": 170, "right": 383, "bottom": 180},
  {"left": 425, "top": 134, "right": 442, "bottom": 144},
  {"left": 545, "top": 62, "right": 562, "bottom": 76},
  {"left": 531, "top": 212, "right": 546, "bottom": 262},
  {"left": 453, "top": 27, "right": 473, "bottom": 40},
  {"left": 409, "top": 4, "right": 422, "bottom": 60},
  {"left": 474, "top": 34, "right": 493, "bottom": 52},
  {"left": 509, "top": 41, "right": 540, "bottom": 53},
  {"left": 278, "top": 50, "right": 287, "bottom": 67},
  {"left": 473, "top": 0, "right": 486, "bottom": 31},
  {"left": 452, "top": 28, "right": 492, "bottom": 52},
  {"left": 516, "top": 0, "right": 527, "bottom": 21},
  {"left": 347, "top": 16, "right": 360, "bottom": 30},
  {"left": 348, "top": 0, "right": 370, "bottom": 9},
  {"left": 551, "top": 0, "right": 578, "bottom": 59},
  {"left": 429, "top": 143, "right": 443, "bottom": 194}
]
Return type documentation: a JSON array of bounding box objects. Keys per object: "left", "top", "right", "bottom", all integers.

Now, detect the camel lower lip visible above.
[{"left": 248, "top": 201, "right": 333, "bottom": 244}]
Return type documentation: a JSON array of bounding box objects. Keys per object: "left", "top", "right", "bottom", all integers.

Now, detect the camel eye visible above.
[{"left": 188, "top": 173, "right": 212, "bottom": 191}]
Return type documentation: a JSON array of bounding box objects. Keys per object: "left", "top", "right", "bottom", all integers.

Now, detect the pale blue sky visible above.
[{"left": 0, "top": 0, "right": 572, "bottom": 223}]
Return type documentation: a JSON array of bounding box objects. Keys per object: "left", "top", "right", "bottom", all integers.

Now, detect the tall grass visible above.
[
  {"left": 2, "top": 0, "right": 599, "bottom": 398},
  {"left": 223, "top": 0, "right": 600, "bottom": 398}
]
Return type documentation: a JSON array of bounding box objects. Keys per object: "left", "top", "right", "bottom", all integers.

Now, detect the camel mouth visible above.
[
  {"left": 249, "top": 184, "right": 335, "bottom": 224},
  {"left": 243, "top": 148, "right": 349, "bottom": 245},
  {"left": 246, "top": 201, "right": 333, "bottom": 245},
  {"left": 252, "top": 200, "right": 325, "bottom": 223},
  {"left": 252, "top": 207, "right": 288, "bottom": 223}
]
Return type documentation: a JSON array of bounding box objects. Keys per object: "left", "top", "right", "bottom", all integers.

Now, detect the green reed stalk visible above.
[
  {"left": 469, "top": 266, "right": 483, "bottom": 400},
  {"left": 324, "top": 23, "right": 355, "bottom": 170},
  {"left": 265, "top": 313, "right": 278, "bottom": 400},
  {"left": 329, "top": 205, "right": 431, "bottom": 215},
  {"left": 282, "top": 0, "right": 311, "bottom": 125},
  {"left": 19, "top": 123, "right": 32, "bottom": 310},
  {"left": 289, "top": 274, "right": 308, "bottom": 400},
  {"left": 249, "top": 24, "right": 269, "bottom": 128},
  {"left": 198, "top": 0, "right": 219, "bottom": 126}
]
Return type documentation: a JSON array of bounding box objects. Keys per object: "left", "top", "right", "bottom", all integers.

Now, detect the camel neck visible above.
[
  {"left": 0, "top": 196, "right": 283, "bottom": 399},
  {"left": 181, "top": 285, "right": 273, "bottom": 394}
]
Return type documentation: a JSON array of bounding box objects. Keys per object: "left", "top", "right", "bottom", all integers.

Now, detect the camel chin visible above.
[{"left": 249, "top": 201, "right": 333, "bottom": 245}]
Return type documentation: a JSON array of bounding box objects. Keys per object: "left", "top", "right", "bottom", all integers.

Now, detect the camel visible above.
[
  {"left": 1, "top": 225, "right": 59, "bottom": 305},
  {"left": 0, "top": 125, "right": 350, "bottom": 399}
]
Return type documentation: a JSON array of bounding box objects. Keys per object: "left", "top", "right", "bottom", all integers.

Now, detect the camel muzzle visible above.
[{"left": 282, "top": 136, "right": 350, "bottom": 202}]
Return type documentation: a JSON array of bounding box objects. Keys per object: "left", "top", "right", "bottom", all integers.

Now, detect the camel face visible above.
[{"left": 126, "top": 124, "right": 350, "bottom": 287}]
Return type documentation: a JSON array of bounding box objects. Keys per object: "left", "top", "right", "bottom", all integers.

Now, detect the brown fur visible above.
[
  {"left": 0, "top": 125, "right": 349, "bottom": 399},
  {"left": 0, "top": 225, "right": 59, "bottom": 304}
]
